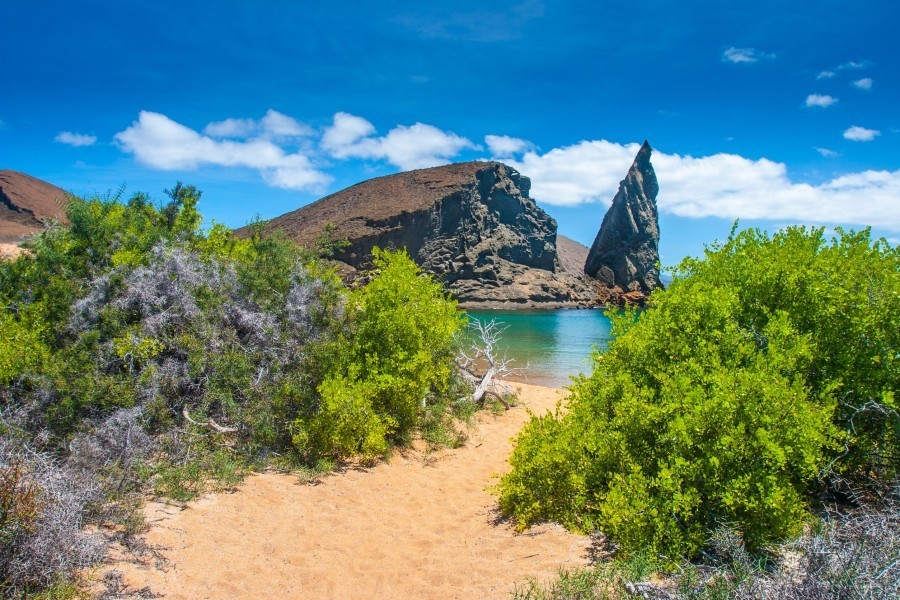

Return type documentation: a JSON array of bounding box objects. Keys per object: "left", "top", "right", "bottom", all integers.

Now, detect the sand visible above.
[
  {"left": 0, "top": 243, "right": 24, "bottom": 260},
  {"left": 109, "top": 383, "right": 590, "bottom": 599}
]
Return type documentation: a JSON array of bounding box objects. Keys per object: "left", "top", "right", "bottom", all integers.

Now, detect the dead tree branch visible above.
[
  {"left": 181, "top": 406, "right": 237, "bottom": 434},
  {"left": 456, "top": 318, "right": 520, "bottom": 407}
]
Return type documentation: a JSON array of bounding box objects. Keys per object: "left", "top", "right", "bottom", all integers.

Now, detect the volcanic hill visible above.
[
  {"left": 0, "top": 170, "right": 70, "bottom": 244},
  {"left": 238, "top": 161, "right": 597, "bottom": 308}
]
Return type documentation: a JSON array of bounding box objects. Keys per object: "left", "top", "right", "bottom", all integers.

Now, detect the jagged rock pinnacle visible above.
[{"left": 583, "top": 141, "right": 662, "bottom": 300}]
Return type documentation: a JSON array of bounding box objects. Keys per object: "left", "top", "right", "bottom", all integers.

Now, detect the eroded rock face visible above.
[
  {"left": 584, "top": 141, "right": 662, "bottom": 304},
  {"left": 241, "top": 162, "right": 596, "bottom": 307},
  {"left": 0, "top": 170, "right": 70, "bottom": 244}
]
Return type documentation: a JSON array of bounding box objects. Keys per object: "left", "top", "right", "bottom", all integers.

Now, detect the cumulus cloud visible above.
[
  {"left": 320, "top": 112, "right": 377, "bottom": 157},
  {"left": 843, "top": 126, "right": 880, "bottom": 142},
  {"left": 115, "top": 111, "right": 330, "bottom": 191},
  {"left": 55, "top": 132, "right": 97, "bottom": 147},
  {"left": 723, "top": 47, "right": 772, "bottom": 64},
  {"left": 320, "top": 112, "right": 474, "bottom": 170},
  {"left": 817, "top": 70, "right": 835, "bottom": 79},
  {"left": 202, "top": 109, "right": 313, "bottom": 140},
  {"left": 853, "top": 77, "right": 873, "bottom": 90},
  {"left": 805, "top": 94, "right": 838, "bottom": 108},
  {"left": 485, "top": 134, "right": 534, "bottom": 157},
  {"left": 501, "top": 140, "right": 900, "bottom": 229}
]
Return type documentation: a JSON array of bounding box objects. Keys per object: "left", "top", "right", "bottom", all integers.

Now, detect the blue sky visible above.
[{"left": 1, "top": 0, "right": 898, "bottom": 266}]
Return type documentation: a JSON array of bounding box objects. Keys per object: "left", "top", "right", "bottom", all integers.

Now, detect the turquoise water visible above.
[{"left": 464, "top": 309, "right": 614, "bottom": 388}]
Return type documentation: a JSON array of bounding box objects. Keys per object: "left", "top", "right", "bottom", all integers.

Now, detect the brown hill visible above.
[
  {"left": 0, "top": 170, "right": 70, "bottom": 243},
  {"left": 556, "top": 235, "right": 590, "bottom": 276},
  {"left": 238, "top": 162, "right": 597, "bottom": 308}
]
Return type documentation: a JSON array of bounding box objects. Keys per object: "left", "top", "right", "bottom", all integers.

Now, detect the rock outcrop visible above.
[
  {"left": 584, "top": 141, "right": 662, "bottom": 304},
  {"left": 0, "top": 170, "right": 69, "bottom": 244},
  {"left": 239, "top": 162, "right": 597, "bottom": 308}
]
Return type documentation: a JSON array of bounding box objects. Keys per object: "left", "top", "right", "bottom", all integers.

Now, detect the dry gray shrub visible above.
[
  {"left": 68, "top": 407, "right": 152, "bottom": 477},
  {"left": 67, "top": 407, "right": 154, "bottom": 531},
  {"left": 774, "top": 488, "right": 900, "bottom": 599},
  {"left": 640, "top": 488, "right": 900, "bottom": 599},
  {"left": 0, "top": 438, "right": 106, "bottom": 590},
  {"left": 66, "top": 243, "right": 336, "bottom": 437}
]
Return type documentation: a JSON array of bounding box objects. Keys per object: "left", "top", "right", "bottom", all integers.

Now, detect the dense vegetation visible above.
[
  {"left": 0, "top": 186, "right": 469, "bottom": 594},
  {"left": 498, "top": 226, "right": 898, "bottom": 559}
]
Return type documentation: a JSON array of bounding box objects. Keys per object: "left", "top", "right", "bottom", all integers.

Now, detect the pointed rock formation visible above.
[
  {"left": 237, "top": 162, "right": 597, "bottom": 308},
  {"left": 584, "top": 141, "right": 662, "bottom": 304}
]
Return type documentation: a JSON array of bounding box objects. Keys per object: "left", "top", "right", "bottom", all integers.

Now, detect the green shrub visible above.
[
  {"left": 497, "top": 226, "right": 898, "bottom": 558},
  {"left": 294, "top": 248, "right": 465, "bottom": 460}
]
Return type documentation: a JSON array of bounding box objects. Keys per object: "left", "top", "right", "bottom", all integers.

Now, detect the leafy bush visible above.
[
  {"left": 497, "top": 227, "right": 899, "bottom": 558},
  {"left": 295, "top": 248, "right": 466, "bottom": 460}
]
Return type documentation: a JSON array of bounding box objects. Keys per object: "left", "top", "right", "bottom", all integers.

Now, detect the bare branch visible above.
[
  {"left": 456, "top": 318, "right": 521, "bottom": 407},
  {"left": 182, "top": 406, "right": 237, "bottom": 434}
]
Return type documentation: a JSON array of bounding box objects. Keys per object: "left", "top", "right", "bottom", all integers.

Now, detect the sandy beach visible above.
[{"left": 108, "top": 383, "right": 590, "bottom": 599}]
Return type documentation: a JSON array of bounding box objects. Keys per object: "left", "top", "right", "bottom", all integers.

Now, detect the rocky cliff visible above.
[
  {"left": 0, "top": 170, "right": 69, "bottom": 244},
  {"left": 240, "top": 162, "right": 596, "bottom": 308},
  {"left": 584, "top": 141, "right": 662, "bottom": 304}
]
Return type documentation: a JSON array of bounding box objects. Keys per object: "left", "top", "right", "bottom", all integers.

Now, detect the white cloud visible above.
[
  {"left": 817, "top": 61, "right": 868, "bottom": 81},
  {"left": 115, "top": 111, "right": 330, "bottom": 191},
  {"left": 202, "top": 109, "right": 312, "bottom": 140},
  {"left": 485, "top": 134, "right": 534, "bottom": 157},
  {"left": 203, "top": 117, "right": 257, "bottom": 138},
  {"left": 320, "top": 112, "right": 474, "bottom": 170},
  {"left": 805, "top": 94, "right": 838, "bottom": 108},
  {"left": 853, "top": 77, "right": 873, "bottom": 90},
  {"left": 843, "top": 126, "right": 880, "bottom": 142},
  {"left": 260, "top": 109, "right": 313, "bottom": 139},
  {"left": 320, "top": 112, "right": 377, "bottom": 157},
  {"left": 723, "top": 47, "right": 772, "bottom": 64},
  {"left": 55, "top": 131, "right": 97, "bottom": 147},
  {"left": 501, "top": 139, "right": 900, "bottom": 229},
  {"left": 815, "top": 147, "right": 839, "bottom": 158},
  {"left": 505, "top": 140, "right": 639, "bottom": 205},
  {"left": 113, "top": 109, "right": 900, "bottom": 231}
]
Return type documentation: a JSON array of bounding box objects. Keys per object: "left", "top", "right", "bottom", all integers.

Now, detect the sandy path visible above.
[{"left": 111, "top": 383, "right": 589, "bottom": 599}]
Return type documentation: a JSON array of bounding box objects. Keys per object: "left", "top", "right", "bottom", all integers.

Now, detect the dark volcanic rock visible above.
[
  {"left": 0, "top": 170, "right": 70, "bottom": 243},
  {"left": 584, "top": 141, "right": 662, "bottom": 304},
  {"left": 239, "top": 162, "right": 596, "bottom": 308}
]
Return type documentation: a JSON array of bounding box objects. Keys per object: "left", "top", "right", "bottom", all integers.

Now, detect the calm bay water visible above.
[{"left": 464, "top": 309, "right": 614, "bottom": 388}]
